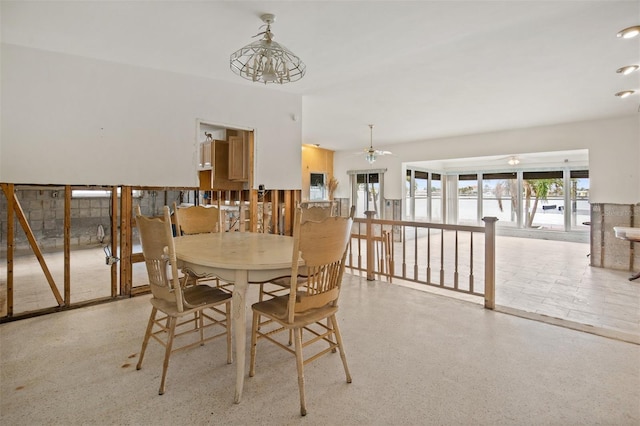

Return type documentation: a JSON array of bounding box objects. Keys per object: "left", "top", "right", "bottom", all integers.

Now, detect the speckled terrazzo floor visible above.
[{"left": 1, "top": 276, "right": 639, "bottom": 425}]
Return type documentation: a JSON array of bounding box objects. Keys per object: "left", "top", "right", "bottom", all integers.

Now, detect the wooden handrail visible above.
[{"left": 349, "top": 215, "right": 498, "bottom": 309}]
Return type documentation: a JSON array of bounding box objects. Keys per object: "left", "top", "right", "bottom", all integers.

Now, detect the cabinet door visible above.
[
  {"left": 200, "top": 141, "right": 212, "bottom": 169},
  {"left": 228, "top": 135, "right": 248, "bottom": 181},
  {"left": 212, "top": 140, "right": 229, "bottom": 180}
]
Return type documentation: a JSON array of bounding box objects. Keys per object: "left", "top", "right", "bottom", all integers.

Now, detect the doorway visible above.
[{"left": 351, "top": 171, "right": 384, "bottom": 218}]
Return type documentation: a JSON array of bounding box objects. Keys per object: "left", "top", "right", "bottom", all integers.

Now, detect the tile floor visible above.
[{"left": 492, "top": 236, "right": 638, "bottom": 342}]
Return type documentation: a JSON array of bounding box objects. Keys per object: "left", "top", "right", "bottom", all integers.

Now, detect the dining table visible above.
[{"left": 173, "top": 231, "right": 300, "bottom": 403}]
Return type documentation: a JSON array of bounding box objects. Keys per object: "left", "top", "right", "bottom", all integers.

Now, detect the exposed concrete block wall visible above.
[
  {"left": 0, "top": 188, "right": 183, "bottom": 255},
  {"left": 383, "top": 199, "right": 402, "bottom": 221},
  {"left": 590, "top": 203, "right": 640, "bottom": 272}
]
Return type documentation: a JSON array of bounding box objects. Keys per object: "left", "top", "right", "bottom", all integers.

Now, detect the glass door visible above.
[
  {"left": 404, "top": 168, "right": 443, "bottom": 223},
  {"left": 352, "top": 172, "right": 383, "bottom": 218}
]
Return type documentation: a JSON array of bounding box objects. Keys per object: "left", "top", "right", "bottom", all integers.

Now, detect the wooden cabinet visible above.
[
  {"left": 197, "top": 125, "right": 252, "bottom": 191},
  {"left": 198, "top": 142, "right": 212, "bottom": 169},
  {"left": 228, "top": 134, "right": 249, "bottom": 181},
  {"left": 198, "top": 140, "right": 243, "bottom": 190}
]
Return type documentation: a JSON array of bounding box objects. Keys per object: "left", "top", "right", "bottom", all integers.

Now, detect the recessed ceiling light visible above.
[
  {"left": 614, "top": 90, "right": 635, "bottom": 98},
  {"left": 617, "top": 25, "right": 640, "bottom": 39},
  {"left": 616, "top": 65, "right": 640, "bottom": 75}
]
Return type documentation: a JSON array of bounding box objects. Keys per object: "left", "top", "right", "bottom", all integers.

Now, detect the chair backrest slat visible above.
[
  {"left": 174, "top": 203, "right": 220, "bottom": 235},
  {"left": 300, "top": 206, "right": 333, "bottom": 223},
  {"left": 288, "top": 206, "right": 354, "bottom": 322},
  {"left": 135, "top": 205, "right": 184, "bottom": 312}
]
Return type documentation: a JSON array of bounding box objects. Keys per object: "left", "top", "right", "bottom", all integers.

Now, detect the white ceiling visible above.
[
  {"left": 2, "top": 1, "right": 639, "bottom": 154},
  {"left": 412, "top": 149, "right": 589, "bottom": 172}
]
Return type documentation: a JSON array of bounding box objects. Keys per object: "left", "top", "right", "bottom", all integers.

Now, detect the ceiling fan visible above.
[{"left": 362, "top": 124, "right": 392, "bottom": 164}]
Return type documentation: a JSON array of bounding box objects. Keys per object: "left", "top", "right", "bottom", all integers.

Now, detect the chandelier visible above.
[{"left": 230, "top": 14, "right": 306, "bottom": 84}]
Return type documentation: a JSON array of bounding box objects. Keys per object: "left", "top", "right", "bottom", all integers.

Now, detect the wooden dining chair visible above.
[
  {"left": 375, "top": 229, "right": 394, "bottom": 282},
  {"left": 173, "top": 202, "right": 222, "bottom": 235},
  {"left": 249, "top": 206, "right": 354, "bottom": 416},
  {"left": 257, "top": 204, "right": 340, "bottom": 345},
  {"left": 258, "top": 204, "right": 335, "bottom": 301},
  {"left": 135, "top": 205, "right": 232, "bottom": 395},
  {"left": 173, "top": 202, "right": 231, "bottom": 291}
]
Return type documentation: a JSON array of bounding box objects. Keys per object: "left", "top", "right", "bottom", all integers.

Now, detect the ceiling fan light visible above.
[
  {"left": 362, "top": 123, "right": 392, "bottom": 163},
  {"left": 615, "top": 90, "right": 635, "bottom": 98},
  {"left": 616, "top": 65, "right": 639, "bottom": 75},
  {"left": 617, "top": 25, "right": 640, "bottom": 39}
]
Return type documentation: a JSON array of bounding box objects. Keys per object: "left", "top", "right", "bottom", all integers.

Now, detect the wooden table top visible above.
[
  {"left": 174, "top": 232, "right": 297, "bottom": 270},
  {"left": 614, "top": 226, "right": 640, "bottom": 242}
]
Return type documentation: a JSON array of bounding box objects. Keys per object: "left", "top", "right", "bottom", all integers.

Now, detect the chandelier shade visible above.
[{"left": 230, "top": 14, "right": 306, "bottom": 84}]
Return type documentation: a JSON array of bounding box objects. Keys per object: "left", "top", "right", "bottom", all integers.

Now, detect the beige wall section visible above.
[
  {"left": 301, "top": 145, "right": 334, "bottom": 201},
  {"left": 333, "top": 115, "right": 640, "bottom": 204},
  {"left": 0, "top": 44, "right": 302, "bottom": 189}
]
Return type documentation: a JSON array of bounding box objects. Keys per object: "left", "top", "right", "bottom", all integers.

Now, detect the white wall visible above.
[
  {"left": 0, "top": 44, "right": 302, "bottom": 189},
  {"left": 334, "top": 116, "right": 640, "bottom": 204}
]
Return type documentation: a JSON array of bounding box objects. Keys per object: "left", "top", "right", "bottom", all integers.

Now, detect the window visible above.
[
  {"left": 431, "top": 173, "right": 442, "bottom": 223},
  {"left": 522, "top": 171, "right": 564, "bottom": 230},
  {"left": 309, "top": 173, "right": 326, "bottom": 200},
  {"left": 414, "top": 171, "right": 429, "bottom": 221},
  {"left": 72, "top": 189, "right": 143, "bottom": 198},
  {"left": 570, "top": 170, "right": 590, "bottom": 229},
  {"left": 482, "top": 172, "right": 517, "bottom": 226},
  {"left": 458, "top": 173, "right": 478, "bottom": 225},
  {"left": 404, "top": 162, "right": 588, "bottom": 233},
  {"left": 404, "top": 169, "right": 441, "bottom": 222}
]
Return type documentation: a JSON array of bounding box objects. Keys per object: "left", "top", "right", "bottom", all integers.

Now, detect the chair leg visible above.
[
  {"left": 249, "top": 311, "right": 260, "bottom": 377},
  {"left": 158, "top": 316, "right": 177, "bottom": 395},
  {"left": 330, "top": 315, "right": 352, "bottom": 384},
  {"left": 225, "top": 301, "right": 232, "bottom": 364},
  {"left": 136, "top": 307, "right": 157, "bottom": 370},
  {"left": 294, "top": 327, "right": 307, "bottom": 416},
  {"left": 198, "top": 310, "right": 205, "bottom": 345},
  {"left": 327, "top": 318, "right": 336, "bottom": 353}
]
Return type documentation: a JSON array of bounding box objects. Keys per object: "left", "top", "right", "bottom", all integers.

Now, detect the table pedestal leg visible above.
[{"left": 233, "top": 270, "right": 248, "bottom": 404}]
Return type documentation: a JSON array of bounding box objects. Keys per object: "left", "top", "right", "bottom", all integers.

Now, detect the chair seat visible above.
[
  {"left": 252, "top": 294, "right": 338, "bottom": 327},
  {"left": 270, "top": 276, "right": 293, "bottom": 287},
  {"left": 151, "top": 285, "right": 231, "bottom": 316}
]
